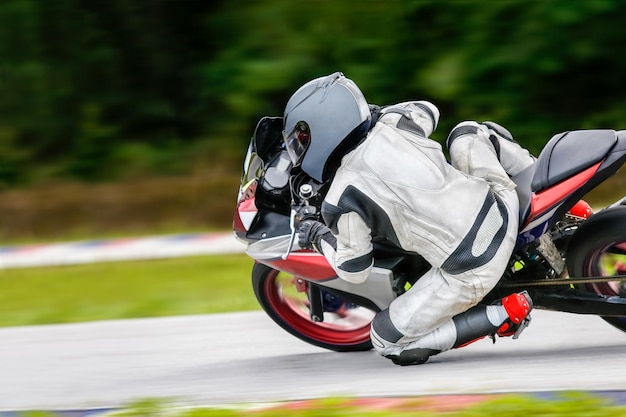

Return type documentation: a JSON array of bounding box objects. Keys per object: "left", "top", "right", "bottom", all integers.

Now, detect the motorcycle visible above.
[{"left": 234, "top": 116, "right": 626, "bottom": 352}]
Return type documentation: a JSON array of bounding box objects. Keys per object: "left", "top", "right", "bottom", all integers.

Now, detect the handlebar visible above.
[{"left": 281, "top": 203, "right": 320, "bottom": 260}]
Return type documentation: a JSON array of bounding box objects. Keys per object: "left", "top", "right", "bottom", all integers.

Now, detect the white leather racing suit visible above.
[{"left": 316, "top": 101, "right": 535, "bottom": 359}]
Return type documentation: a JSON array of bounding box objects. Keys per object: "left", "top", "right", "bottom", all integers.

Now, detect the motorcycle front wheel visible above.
[
  {"left": 251, "top": 262, "right": 374, "bottom": 352},
  {"left": 566, "top": 206, "right": 626, "bottom": 333}
]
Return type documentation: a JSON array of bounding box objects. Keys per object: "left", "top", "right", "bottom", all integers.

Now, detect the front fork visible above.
[
  {"left": 295, "top": 278, "right": 355, "bottom": 322},
  {"left": 307, "top": 283, "right": 324, "bottom": 322}
]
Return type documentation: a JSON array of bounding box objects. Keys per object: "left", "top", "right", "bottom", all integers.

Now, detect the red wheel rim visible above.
[{"left": 263, "top": 269, "right": 373, "bottom": 346}]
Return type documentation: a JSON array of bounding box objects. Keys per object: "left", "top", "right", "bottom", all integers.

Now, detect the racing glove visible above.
[{"left": 298, "top": 220, "right": 336, "bottom": 254}]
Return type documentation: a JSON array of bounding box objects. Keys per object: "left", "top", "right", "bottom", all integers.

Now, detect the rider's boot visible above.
[
  {"left": 380, "top": 292, "right": 533, "bottom": 366},
  {"left": 453, "top": 291, "right": 534, "bottom": 347}
]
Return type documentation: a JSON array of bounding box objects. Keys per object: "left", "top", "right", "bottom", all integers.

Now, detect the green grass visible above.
[
  {"left": 0, "top": 254, "right": 260, "bottom": 327},
  {"left": 103, "top": 393, "right": 626, "bottom": 417}
]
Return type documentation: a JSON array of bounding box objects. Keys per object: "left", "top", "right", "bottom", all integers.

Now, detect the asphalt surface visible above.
[{"left": 1, "top": 309, "right": 626, "bottom": 411}]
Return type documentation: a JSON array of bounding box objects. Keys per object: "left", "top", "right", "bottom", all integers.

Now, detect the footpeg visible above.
[
  {"left": 496, "top": 291, "right": 533, "bottom": 338},
  {"left": 512, "top": 315, "right": 532, "bottom": 339}
]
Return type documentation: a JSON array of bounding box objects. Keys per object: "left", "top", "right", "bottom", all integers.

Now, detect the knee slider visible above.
[{"left": 386, "top": 347, "right": 439, "bottom": 366}]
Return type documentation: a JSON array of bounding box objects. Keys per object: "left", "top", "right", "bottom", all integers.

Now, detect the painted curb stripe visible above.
[
  {"left": 0, "top": 232, "right": 246, "bottom": 269},
  {"left": 2, "top": 392, "right": 626, "bottom": 416}
]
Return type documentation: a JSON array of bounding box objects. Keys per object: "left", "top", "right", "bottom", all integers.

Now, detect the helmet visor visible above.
[{"left": 282, "top": 121, "right": 311, "bottom": 166}]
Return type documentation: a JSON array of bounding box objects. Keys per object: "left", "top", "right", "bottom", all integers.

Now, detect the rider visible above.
[{"left": 285, "top": 72, "right": 536, "bottom": 365}]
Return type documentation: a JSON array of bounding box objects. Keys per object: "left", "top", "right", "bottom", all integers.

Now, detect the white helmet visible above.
[{"left": 283, "top": 72, "right": 371, "bottom": 182}]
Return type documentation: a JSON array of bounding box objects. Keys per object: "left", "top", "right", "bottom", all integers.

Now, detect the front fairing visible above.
[
  {"left": 233, "top": 142, "right": 263, "bottom": 242},
  {"left": 237, "top": 143, "right": 264, "bottom": 202},
  {"left": 234, "top": 116, "right": 293, "bottom": 243},
  {"left": 237, "top": 116, "right": 286, "bottom": 201}
]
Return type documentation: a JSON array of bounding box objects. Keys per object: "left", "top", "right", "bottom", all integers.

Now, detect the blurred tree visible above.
[{"left": 1, "top": 0, "right": 626, "bottom": 186}]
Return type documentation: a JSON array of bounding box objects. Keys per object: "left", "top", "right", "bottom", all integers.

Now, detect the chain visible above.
[{"left": 501, "top": 275, "right": 626, "bottom": 288}]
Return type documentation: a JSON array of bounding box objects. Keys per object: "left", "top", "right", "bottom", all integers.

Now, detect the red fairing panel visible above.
[
  {"left": 526, "top": 162, "right": 601, "bottom": 226},
  {"left": 264, "top": 252, "right": 338, "bottom": 281}
]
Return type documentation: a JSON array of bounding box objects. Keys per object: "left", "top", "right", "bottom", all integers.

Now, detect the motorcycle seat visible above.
[
  {"left": 531, "top": 129, "right": 617, "bottom": 192},
  {"left": 513, "top": 129, "right": 617, "bottom": 225}
]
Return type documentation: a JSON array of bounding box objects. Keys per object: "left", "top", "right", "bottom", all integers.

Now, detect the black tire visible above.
[
  {"left": 566, "top": 206, "right": 626, "bottom": 333},
  {"left": 251, "top": 262, "right": 374, "bottom": 352}
]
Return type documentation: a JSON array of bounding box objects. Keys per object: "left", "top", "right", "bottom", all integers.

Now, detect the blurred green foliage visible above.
[{"left": 2, "top": 0, "right": 626, "bottom": 186}]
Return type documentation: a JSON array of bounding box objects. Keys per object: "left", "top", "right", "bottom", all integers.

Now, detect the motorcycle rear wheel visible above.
[
  {"left": 251, "top": 262, "right": 374, "bottom": 352},
  {"left": 566, "top": 206, "right": 626, "bottom": 332}
]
